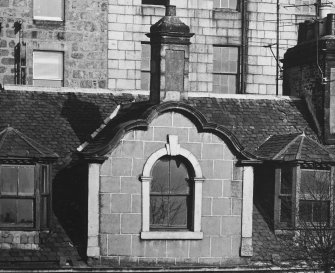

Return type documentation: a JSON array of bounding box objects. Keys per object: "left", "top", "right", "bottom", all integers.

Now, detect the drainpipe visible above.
[
  {"left": 241, "top": 0, "right": 248, "bottom": 94},
  {"left": 276, "top": 0, "right": 279, "bottom": 96}
]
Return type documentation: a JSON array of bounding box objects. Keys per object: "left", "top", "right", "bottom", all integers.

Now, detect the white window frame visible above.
[
  {"left": 33, "top": 51, "right": 64, "bottom": 87},
  {"left": 141, "top": 42, "right": 151, "bottom": 91},
  {"left": 213, "top": 45, "right": 240, "bottom": 94},
  {"left": 33, "top": 0, "right": 64, "bottom": 21},
  {"left": 274, "top": 165, "right": 334, "bottom": 230},
  {"left": 140, "top": 135, "right": 204, "bottom": 240},
  {"left": 213, "top": 0, "right": 239, "bottom": 10}
]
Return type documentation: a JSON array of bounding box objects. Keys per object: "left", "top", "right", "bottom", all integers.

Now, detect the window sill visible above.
[
  {"left": 141, "top": 231, "right": 203, "bottom": 240},
  {"left": 34, "top": 16, "right": 64, "bottom": 22},
  {"left": 213, "top": 8, "right": 240, "bottom": 12}
]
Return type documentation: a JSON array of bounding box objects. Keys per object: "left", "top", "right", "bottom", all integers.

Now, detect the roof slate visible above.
[
  {"left": 256, "top": 133, "right": 335, "bottom": 162},
  {"left": 0, "top": 89, "right": 331, "bottom": 269},
  {"left": 81, "top": 97, "right": 320, "bottom": 159},
  {"left": 0, "top": 90, "right": 136, "bottom": 160},
  {"left": 0, "top": 127, "right": 58, "bottom": 159}
]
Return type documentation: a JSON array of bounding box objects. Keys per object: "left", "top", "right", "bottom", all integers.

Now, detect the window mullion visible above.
[
  {"left": 293, "top": 165, "right": 299, "bottom": 227},
  {"left": 331, "top": 166, "right": 335, "bottom": 226},
  {"left": 35, "top": 164, "right": 41, "bottom": 230},
  {"left": 167, "top": 159, "right": 171, "bottom": 227}
]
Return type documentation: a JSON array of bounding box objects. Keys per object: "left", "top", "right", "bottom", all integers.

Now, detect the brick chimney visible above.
[
  {"left": 282, "top": 14, "right": 335, "bottom": 144},
  {"left": 146, "top": 5, "right": 194, "bottom": 104}
]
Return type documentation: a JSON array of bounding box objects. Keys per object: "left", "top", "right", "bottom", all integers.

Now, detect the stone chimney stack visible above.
[
  {"left": 146, "top": 5, "right": 194, "bottom": 104},
  {"left": 283, "top": 14, "right": 335, "bottom": 144}
]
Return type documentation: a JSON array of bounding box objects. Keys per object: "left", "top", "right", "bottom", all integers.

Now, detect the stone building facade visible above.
[
  {"left": 108, "top": 0, "right": 321, "bottom": 95},
  {"left": 0, "top": 0, "right": 108, "bottom": 88},
  {"left": 96, "top": 112, "right": 244, "bottom": 264}
]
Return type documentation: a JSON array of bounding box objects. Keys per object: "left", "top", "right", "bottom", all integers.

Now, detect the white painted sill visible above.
[
  {"left": 141, "top": 231, "right": 203, "bottom": 240},
  {"left": 33, "top": 16, "right": 64, "bottom": 22}
]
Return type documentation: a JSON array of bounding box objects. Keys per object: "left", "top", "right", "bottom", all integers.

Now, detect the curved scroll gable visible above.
[{"left": 81, "top": 101, "right": 257, "bottom": 160}]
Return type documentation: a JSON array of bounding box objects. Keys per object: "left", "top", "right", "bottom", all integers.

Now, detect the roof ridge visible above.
[
  {"left": 0, "top": 126, "right": 11, "bottom": 152},
  {"left": 17, "top": 130, "right": 48, "bottom": 156},
  {"left": 304, "top": 135, "right": 335, "bottom": 158},
  {"left": 273, "top": 133, "right": 302, "bottom": 160},
  {"left": 1, "top": 127, "right": 57, "bottom": 157},
  {"left": 77, "top": 104, "right": 122, "bottom": 152},
  {"left": 295, "top": 134, "right": 304, "bottom": 160}
]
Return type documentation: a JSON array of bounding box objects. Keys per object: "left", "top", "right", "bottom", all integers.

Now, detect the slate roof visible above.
[
  {"left": 0, "top": 89, "right": 137, "bottom": 269},
  {"left": 0, "top": 126, "right": 58, "bottom": 160},
  {"left": 256, "top": 133, "right": 335, "bottom": 163},
  {"left": 80, "top": 97, "right": 320, "bottom": 160},
  {"left": 0, "top": 89, "right": 332, "bottom": 269},
  {"left": 0, "top": 90, "right": 137, "bottom": 161}
]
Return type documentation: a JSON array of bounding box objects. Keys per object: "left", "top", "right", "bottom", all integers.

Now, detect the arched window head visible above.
[{"left": 150, "top": 155, "right": 194, "bottom": 230}]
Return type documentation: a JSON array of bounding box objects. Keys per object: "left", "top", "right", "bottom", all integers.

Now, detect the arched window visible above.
[
  {"left": 141, "top": 135, "right": 204, "bottom": 240},
  {"left": 150, "top": 156, "right": 194, "bottom": 230}
]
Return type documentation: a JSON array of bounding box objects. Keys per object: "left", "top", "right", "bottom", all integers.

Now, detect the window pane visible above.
[
  {"left": 141, "top": 43, "right": 150, "bottom": 90},
  {"left": 141, "top": 72, "right": 150, "bottom": 90},
  {"left": 150, "top": 196, "right": 168, "bottom": 227},
  {"left": 301, "top": 170, "right": 330, "bottom": 195},
  {"left": 41, "top": 165, "right": 49, "bottom": 194},
  {"left": 33, "top": 51, "right": 63, "bottom": 81},
  {"left": 151, "top": 158, "right": 170, "bottom": 194},
  {"left": 34, "top": 0, "right": 64, "bottom": 19},
  {"left": 280, "top": 196, "right": 292, "bottom": 223},
  {"left": 17, "top": 200, "right": 34, "bottom": 227},
  {"left": 313, "top": 201, "right": 330, "bottom": 223},
  {"left": 169, "top": 158, "right": 190, "bottom": 194},
  {"left": 299, "top": 200, "right": 312, "bottom": 222},
  {"left": 141, "top": 44, "right": 150, "bottom": 71},
  {"left": 41, "top": 197, "right": 49, "bottom": 228},
  {"left": 213, "top": 74, "right": 236, "bottom": 94},
  {"left": 33, "top": 79, "right": 63, "bottom": 88},
  {"left": 229, "top": 0, "right": 238, "bottom": 9},
  {"left": 168, "top": 196, "right": 188, "bottom": 227},
  {"left": 1, "top": 166, "right": 17, "bottom": 195},
  {"left": 213, "top": 0, "right": 221, "bottom": 8},
  {"left": 213, "top": 47, "right": 238, "bottom": 73},
  {"left": 281, "top": 167, "right": 292, "bottom": 194},
  {"left": 18, "top": 166, "right": 34, "bottom": 195},
  {"left": 0, "top": 199, "right": 16, "bottom": 225}
]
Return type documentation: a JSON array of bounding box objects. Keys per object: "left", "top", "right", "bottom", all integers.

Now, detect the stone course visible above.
[
  {"left": 99, "top": 112, "right": 243, "bottom": 265},
  {"left": 0, "top": 0, "right": 108, "bottom": 88}
]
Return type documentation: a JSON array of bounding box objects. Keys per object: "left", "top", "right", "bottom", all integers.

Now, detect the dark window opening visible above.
[
  {"left": 150, "top": 156, "right": 193, "bottom": 230},
  {"left": 142, "top": 0, "right": 168, "bottom": 5},
  {"left": 0, "top": 164, "right": 51, "bottom": 229}
]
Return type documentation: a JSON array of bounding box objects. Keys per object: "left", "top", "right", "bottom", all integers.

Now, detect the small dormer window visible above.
[
  {"left": 0, "top": 126, "right": 58, "bottom": 234},
  {"left": 0, "top": 164, "right": 51, "bottom": 229},
  {"left": 275, "top": 165, "right": 333, "bottom": 229}
]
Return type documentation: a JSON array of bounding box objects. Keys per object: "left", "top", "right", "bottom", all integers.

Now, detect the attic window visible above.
[
  {"left": 275, "top": 165, "right": 333, "bottom": 229},
  {"left": 0, "top": 164, "right": 51, "bottom": 229}
]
